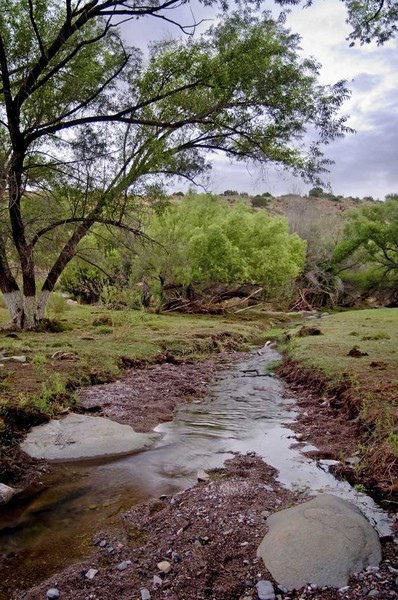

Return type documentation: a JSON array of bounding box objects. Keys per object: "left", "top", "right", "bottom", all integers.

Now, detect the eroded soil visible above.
[{"left": 277, "top": 359, "right": 398, "bottom": 500}]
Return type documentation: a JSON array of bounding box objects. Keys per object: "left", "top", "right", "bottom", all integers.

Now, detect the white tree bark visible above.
[
  {"left": 2, "top": 290, "right": 24, "bottom": 329},
  {"left": 2, "top": 290, "right": 51, "bottom": 329}
]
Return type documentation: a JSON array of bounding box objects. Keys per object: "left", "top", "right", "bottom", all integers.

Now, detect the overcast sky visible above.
[{"left": 121, "top": 0, "right": 398, "bottom": 199}]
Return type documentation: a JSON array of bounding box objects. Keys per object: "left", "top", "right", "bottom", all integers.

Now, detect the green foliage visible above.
[
  {"left": 0, "top": 2, "right": 352, "bottom": 328},
  {"left": 334, "top": 198, "right": 398, "bottom": 281},
  {"left": 308, "top": 186, "right": 325, "bottom": 197},
  {"left": 275, "top": 0, "right": 398, "bottom": 45},
  {"left": 251, "top": 193, "right": 273, "bottom": 208},
  {"left": 131, "top": 195, "right": 306, "bottom": 297},
  {"left": 47, "top": 293, "right": 69, "bottom": 319}
]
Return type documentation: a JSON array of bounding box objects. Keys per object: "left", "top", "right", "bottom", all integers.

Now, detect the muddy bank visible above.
[
  {"left": 20, "top": 455, "right": 398, "bottom": 600},
  {"left": 277, "top": 358, "right": 398, "bottom": 500}
]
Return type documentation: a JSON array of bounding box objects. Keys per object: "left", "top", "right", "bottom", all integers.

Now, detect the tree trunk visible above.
[{"left": 2, "top": 290, "right": 51, "bottom": 330}]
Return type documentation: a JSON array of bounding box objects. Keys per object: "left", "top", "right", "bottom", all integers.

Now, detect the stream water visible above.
[{"left": 0, "top": 349, "right": 393, "bottom": 599}]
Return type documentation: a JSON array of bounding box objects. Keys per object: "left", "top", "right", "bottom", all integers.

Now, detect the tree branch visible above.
[
  {"left": 31, "top": 216, "right": 157, "bottom": 247},
  {"left": 28, "top": 0, "right": 46, "bottom": 58}
]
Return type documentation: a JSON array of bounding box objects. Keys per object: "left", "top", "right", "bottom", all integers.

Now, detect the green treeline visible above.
[{"left": 59, "top": 193, "right": 398, "bottom": 310}]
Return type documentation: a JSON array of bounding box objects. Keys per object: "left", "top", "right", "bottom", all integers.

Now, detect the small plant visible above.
[
  {"left": 361, "top": 332, "right": 390, "bottom": 341},
  {"left": 48, "top": 293, "right": 69, "bottom": 319},
  {"left": 97, "top": 325, "right": 113, "bottom": 334},
  {"left": 32, "top": 354, "right": 47, "bottom": 376},
  {"left": 266, "top": 359, "right": 282, "bottom": 373},
  {"left": 92, "top": 314, "right": 113, "bottom": 326},
  {"left": 354, "top": 483, "right": 367, "bottom": 493}
]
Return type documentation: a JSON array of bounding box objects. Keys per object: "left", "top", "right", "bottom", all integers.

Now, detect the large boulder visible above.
[
  {"left": 21, "top": 413, "right": 158, "bottom": 460},
  {"left": 257, "top": 494, "right": 381, "bottom": 590}
]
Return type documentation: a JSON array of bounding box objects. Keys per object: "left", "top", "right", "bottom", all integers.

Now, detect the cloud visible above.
[{"left": 119, "top": 0, "right": 397, "bottom": 199}]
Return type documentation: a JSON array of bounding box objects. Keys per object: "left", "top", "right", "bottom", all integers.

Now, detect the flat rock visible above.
[
  {"left": 257, "top": 494, "right": 381, "bottom": 590},
  {"left": 21, "top": 413, "right": 158, "bottom": 461}
]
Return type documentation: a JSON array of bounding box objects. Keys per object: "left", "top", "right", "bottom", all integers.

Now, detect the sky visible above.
[{"left": 120, "top": 0, "right": 398, "bottom": 199}]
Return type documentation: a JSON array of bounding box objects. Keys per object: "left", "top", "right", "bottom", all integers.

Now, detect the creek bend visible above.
[{"left": 0, "top": 349, "right": 392, "bottom": 598}]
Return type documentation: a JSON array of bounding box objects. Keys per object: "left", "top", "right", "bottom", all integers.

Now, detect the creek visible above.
[{"left": 0, "top": 349, "right": 392, "bottom": 599}]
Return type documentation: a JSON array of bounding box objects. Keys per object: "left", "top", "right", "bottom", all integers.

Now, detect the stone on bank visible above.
[
  {"left": 20, "top": 413, "right": 158, "bottom": 460},
  {"left": 257, "top": 494, "right": 381, "bottom": 590}
]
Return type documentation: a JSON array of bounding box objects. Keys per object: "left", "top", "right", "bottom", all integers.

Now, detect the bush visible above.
[
  {"left": 251, "top": 194, "right": 272, "bottom": 208},
  {"left": 308, "top": 186, "right": 324, "bottom": 197}
]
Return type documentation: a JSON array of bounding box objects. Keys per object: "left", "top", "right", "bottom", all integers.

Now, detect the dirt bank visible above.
[
  {"left": 19, "top": 454, "right": 398, "bottom": 600},
  {"left": 277, "top": 358, "right": 398, "bottom": 501}
]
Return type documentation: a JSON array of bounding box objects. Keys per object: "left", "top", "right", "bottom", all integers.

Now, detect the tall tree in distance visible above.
[{"left": 0, "top": 1, "right": 351, "bottom": 328}]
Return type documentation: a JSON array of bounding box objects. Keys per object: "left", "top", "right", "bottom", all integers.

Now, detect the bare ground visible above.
[{"left": 20, "top": 455, "right": 398, "bottom": 600}]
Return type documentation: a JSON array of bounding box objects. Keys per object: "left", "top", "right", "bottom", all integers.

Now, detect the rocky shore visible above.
[{"left": 19, "top": 455, "right": 398, "bottom": 600}]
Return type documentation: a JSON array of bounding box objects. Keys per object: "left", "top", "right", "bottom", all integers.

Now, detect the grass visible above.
[
  {"left": 284, "top": 308, "right": 398, "bottom": 493},
  {"left": 287, "top": 309, "right": 398, "bottom": 391}
]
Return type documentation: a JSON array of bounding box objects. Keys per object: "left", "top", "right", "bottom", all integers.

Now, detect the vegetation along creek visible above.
[
  {"left": 1, "top": 0, "right": 398, "bottom": 597},
  {"left": 0, "top": 344, "right": 394, "bottom": 599}
]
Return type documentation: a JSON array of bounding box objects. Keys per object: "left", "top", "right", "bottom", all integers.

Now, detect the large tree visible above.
[{"left": 0, "top": 1, "right": 351, "bottom": 328}]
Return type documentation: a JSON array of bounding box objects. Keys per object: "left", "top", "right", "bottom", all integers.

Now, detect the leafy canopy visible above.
[
  {"left": 0, "top": 0, "right": 352, "bottom": 328},
  {"left": 131, "top": 195, "right": 306, "bottom": 293},
  {"left": 334, "top": 198, "right": 398, "bottom": 280}
]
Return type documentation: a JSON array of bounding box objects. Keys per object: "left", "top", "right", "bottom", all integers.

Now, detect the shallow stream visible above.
[{"left": 0, "top": 349, "right": 392, "bottom": 598}]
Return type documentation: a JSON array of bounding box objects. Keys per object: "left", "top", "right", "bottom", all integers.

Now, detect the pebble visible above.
[
  {"left": 116, "top": 561, "right": 128, "bottom": 571},
  {"left": 99, "top": 540, "right": 107, "bottom": 548},
  {"left": 339, "top": 586, "right": 350, "bottom": 593},
  {"left": 171, "top": 551, "right": 180, "bottom": 562},
  {"left": 366, "top": 567, "right": 380, "bottom": 573},
  {"left": 107, "top": 547, "right": 114, "bottom": 554},
  {"left": 256, "top": 580, "right": 276, "bottom": 600},
  {"left": 278, "top": 585, "right": 288, "bottom": 594},
  {"left": 153, "top": 575, "right": 162, "bottom": 586},
  {"left": 140, "top": 588, "right": 151, "bottom": 600},
  {"left": 389, "top": 567, "right": 398, "bottom": 575},
  {"left": 368, "top": 591, "right": 379, "bottom": 597},
  {"left": 157, "top": 561, "right": 172, "bottom": 574},
  {"left": 197, "top": 469, "right": 210, "bottom": 482},
  {"left": 85, "top": 568, "right": 98, "bottom": 580},
  {"left": 46, "top": 590, "right": 60, "bottom": 599}
]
